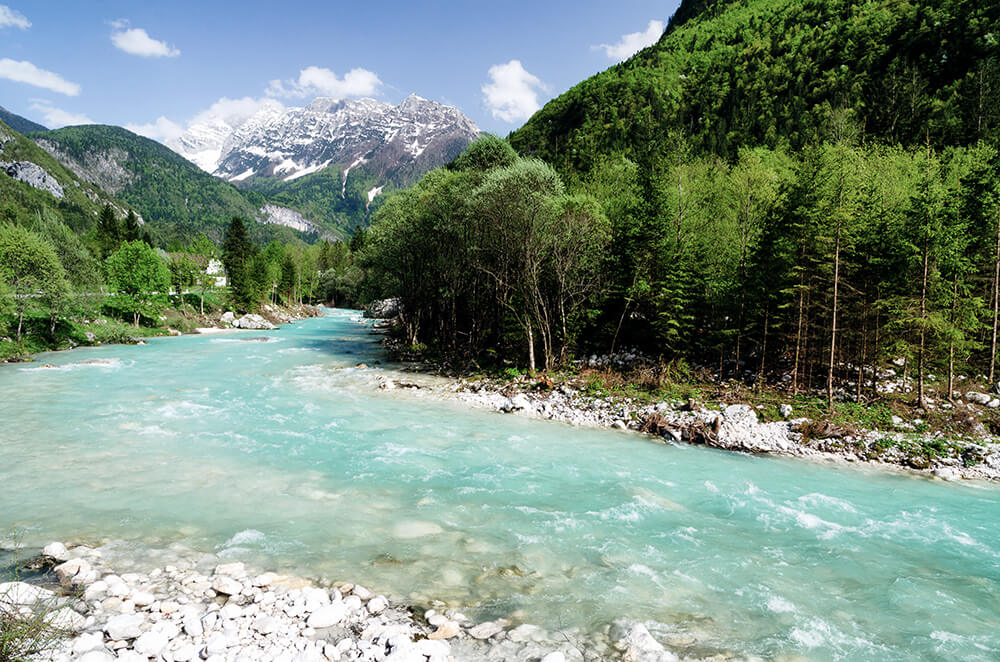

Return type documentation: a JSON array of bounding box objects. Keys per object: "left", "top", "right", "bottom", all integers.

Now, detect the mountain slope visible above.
[
  {"left": 28, "top": 125, "right": 313, "bottom": 243},
  {"left": 167, "top": 94, "right": 479, "bottom": 230},
  {"left": 0, "top": 119, "right": 133, "bottom": 233},
  {"left": 509, "top": 0, "right": 1000, "bottom": 174},
  {"left": 172, "top": 94, "right": 480, "bottom": 185},
  {"left": 0, "top": 106, "right": 47, "bottom": 135}
]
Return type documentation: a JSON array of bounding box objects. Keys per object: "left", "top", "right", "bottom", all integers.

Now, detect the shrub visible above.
[{"left": 0, "top": 543, "right": 76, "bottom": 661}]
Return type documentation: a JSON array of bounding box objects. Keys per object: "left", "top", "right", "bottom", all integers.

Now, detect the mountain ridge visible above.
[
  {"left": 0, "top": 106, "right": 47, "bottom": 135},
  {"left": 170, "top": 94, "right": 480, "bottom": 189},
  {"left": 509, "top": 0, "right": 1000, "bottom": 175}
]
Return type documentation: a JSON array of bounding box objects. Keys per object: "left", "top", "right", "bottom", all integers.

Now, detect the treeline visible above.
[
  {"left": 219, "top": 217, "right": 362, "bottom": 312},
  {"left": 360, "top": 134, "right": 1000, "bottom": 403},
  {"left": 0, "top": 203, "right": 363, "bottom": 357},
  {"left": 359, "top": 137, "right": 610, "bottom": 373}
]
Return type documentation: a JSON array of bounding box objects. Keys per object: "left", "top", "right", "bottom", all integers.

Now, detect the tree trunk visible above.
[
  {"left": 948, "top": 273, "right": 959, "bottom": 401},
  {"left": 792, "top": 269, "right": 806, "bottom": 394},
  {"left": 200, "top": 289, "right": 205, "bottom": 316},
  {"left": 526, "top": 318, "right": 536, "bottom": 375},
  {"left": 827, "top": 214, "right": 843, "bottom": 412},
  {"left": 16, "top": 310, "right": 23, "bottom": 342},
  {"left": 857, "top": 301, "right": 867, "bottom": 403},
  {"left": 917, "top": 236, "right": 930, "bottom": 408},
  {"left": 134, "top": 312, "right": 140, "bottom": 328},
  {"left": 990, "top": 212, "right": 1000, "bottom": 383},
  {"left": 871, "top": 299, "right": 881, "bottom": 399},
  {"left": 757, "top": 306, "right": 769, "bottom": 390}
]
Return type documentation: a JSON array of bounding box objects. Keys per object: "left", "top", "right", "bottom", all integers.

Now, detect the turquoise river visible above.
[{"left": 1, "top": 309, "right": 998, "bottom": 660}]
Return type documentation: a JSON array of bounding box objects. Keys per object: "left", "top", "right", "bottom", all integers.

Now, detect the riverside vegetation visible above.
[
  {"left": 0, "top": 206, "right": 361, "bottom": 362},
  {"left": 352, "top": 0, "right": 1000, "bottom": 465}
]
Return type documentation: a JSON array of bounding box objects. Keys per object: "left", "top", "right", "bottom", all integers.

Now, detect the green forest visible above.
[{"left": 357, "top": 0, "right": 1000, "bottom": 411}]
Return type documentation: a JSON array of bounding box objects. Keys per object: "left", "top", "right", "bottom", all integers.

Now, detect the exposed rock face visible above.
[
  {"left": 33, "top": 141, "right": 133, "bottom": 195},
  {"left": 260, "top": 203, "right": 319, "bottom": 234},
  {"left": 0, "top": 161, "right": 64, "bottom": 198}
]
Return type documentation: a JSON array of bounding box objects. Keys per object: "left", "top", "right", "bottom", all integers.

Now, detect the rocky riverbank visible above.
[
  {"left": 413, "top": 375, "right": 1000, "bottom": 482},
  {"left": 363, "top": 303, "right": 1000, "bottom": 482},
  {"left": 196, "top": 303, "right": 322, "bottom": 333},
  {"left": 3, "top": 540, "right": 695, "bottom": 662}
]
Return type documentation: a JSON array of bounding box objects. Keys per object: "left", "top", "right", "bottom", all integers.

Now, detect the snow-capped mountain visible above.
[{"left": 168, "top": 94, "right": 480, "bottom": 188}]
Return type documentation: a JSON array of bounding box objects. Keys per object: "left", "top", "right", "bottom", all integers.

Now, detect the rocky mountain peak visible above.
[{"left": 167, "top": 94, "right": 480, "bottom": 187}]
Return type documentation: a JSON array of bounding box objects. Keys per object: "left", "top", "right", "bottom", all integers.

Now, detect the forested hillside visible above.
[
  {"left": 28, "top": 125, "right": 269, "bottom": 244},
  {"left": 362, "top": 0, "right": 1000, "bottom": 410},
  {"left": 510, "top": 0, "right": 1000, "bottom": 176},
  {"left": 0, "top": 106, "right": 47, "bottom": 135},
  {"left": 242, "top": 165, "right": 383, "bottom": 237},
  {"left": 0, "top": 120, "right": 133, "bottom": 234}
]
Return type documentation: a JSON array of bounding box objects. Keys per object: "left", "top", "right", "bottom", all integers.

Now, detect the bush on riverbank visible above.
[{"left": 0, "top": 542, "right": 75, "bottom": 662}]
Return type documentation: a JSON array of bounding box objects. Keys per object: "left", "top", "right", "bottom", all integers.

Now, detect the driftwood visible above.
[{"left": 640, "top": 413, "right": 722, "bottom": 445}]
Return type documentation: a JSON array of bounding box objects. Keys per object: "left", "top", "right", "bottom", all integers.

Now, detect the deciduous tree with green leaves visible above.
[
  {"left": 0, "top": 223, "right": 70, "bottom": 341},
  {"left": 105, "top": 240, "right": 170, "bottom": 327}
]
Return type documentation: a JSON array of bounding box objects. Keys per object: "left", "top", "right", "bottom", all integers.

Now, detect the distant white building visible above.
[{"left": 207, "top": 258, "right": 227, "bottom": 287}]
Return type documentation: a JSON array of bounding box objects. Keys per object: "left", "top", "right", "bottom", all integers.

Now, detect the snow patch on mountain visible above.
[{"left": 168, "top": 94, "right": 480, "bottom": 188}]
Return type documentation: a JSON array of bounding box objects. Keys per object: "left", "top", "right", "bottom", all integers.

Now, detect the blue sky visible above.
[{"left": 0, "top": 1, "right": 680, "bottom": 143}]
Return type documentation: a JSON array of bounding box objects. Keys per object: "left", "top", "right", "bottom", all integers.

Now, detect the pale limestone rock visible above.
[
  {"left": 43, "top": 541, "right": 71, "bottom": 561},
  {"left": 105, "top": 613, "right": 145, "bottom": 640},
  {"left": 307, "top": 602, "right": 347, "bottom": 628},
  {"left": 427, "top": 621, "right": 460, "bottom": 640}
]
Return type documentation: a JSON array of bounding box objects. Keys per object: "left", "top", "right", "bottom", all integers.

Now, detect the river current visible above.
[{"left": 1, "top": 309, "right": 997, "bottom": 660}]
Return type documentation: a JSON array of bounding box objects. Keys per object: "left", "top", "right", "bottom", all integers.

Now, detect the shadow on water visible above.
[{"left": 0, "top": 544, "right": 59, "bottom": 588}]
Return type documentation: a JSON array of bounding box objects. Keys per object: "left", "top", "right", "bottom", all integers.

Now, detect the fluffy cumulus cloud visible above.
[
  {"left": 191, "top": 96, "right": 283, "bottom": 128},
  {"left": 30, "top": 100, "right": 92, "bottom": 127},
  {"left": 266, "top": 66, "right": 381, "bottom": 99},
  {"left": 128, "top": 96, "right": 282, "bottom": 147},
  {"left": 481, "top": 60, "right": 545, "bottom": 123},
  {"left": 0, "top": 59, "right": 80, "bottom": 95},
  {"left": 125, "top": 116, "right": 185, "bottom": 143},
  {"left": 0, "top": 4, "right": 30, "bottom": 29},
  {"left": 111, "top": 20, "right": 180, "bottom": 57},
  {"left": 596, "top": 20, "right": 664, "bottom": 61}
]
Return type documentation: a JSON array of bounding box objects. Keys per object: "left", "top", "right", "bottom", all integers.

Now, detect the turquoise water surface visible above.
[{"left": 1, "top": 309, "right": 998, "bottom": 660}]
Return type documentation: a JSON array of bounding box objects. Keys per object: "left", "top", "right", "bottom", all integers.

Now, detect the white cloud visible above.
[
  {"left": 30, "top": 100, "right": 92, "bottom": 128},
  {"left": 126, "top": 116, "right": 185, "bottom": 143},
  {"left": 482, "top": 60, "right": 545, "bottom": 123},
  {"left": 127, "top": 96, "right": 281, "bottom": 150},
  {"left": 0, "top": 59, "right": 80, "bottom": 95},
  {"left": 596, "top": 19, "right": 664, "bottom": 61},
  {"left": 266, "top": 66, "right": 381, "bottom": 99},
  {"left": 0, "top": 5, "right": 30, "bottom": 29},
  {"left": 111, "top": 21, "right": 180, "bottom": 57},
  {"left": 191, "top": 96, "right": 282, "bottom": 128}
]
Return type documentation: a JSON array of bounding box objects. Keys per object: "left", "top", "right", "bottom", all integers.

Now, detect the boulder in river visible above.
[{"left": 232, "top": 314, "right": 277, "bottom": 330}]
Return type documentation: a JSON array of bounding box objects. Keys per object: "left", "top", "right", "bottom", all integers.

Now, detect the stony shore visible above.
[
  {"left": 2, "top": 541, "right": 693, "bottom": 662},
  {"left": 365, "top": 310, "right": 1000, "bottom": 482},
  {"left": 407, "top": 375, "right": 1000, "bottom": 483},
  {"left": 193, "top": 303, "right": 323, "bottom": 333}
]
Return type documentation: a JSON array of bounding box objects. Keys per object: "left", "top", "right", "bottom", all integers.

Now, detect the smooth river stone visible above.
[
  {"left": 211, "top": 576, "right": 243, "bottom": 596},
  {"left": 105, "top": 613, "right": 145, "bottom": 640},
  {"left": 306, "top": 602, "right": 347, "bottom": 628}
]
